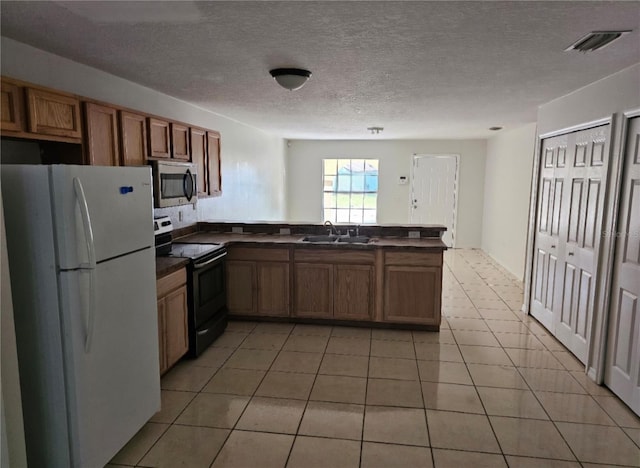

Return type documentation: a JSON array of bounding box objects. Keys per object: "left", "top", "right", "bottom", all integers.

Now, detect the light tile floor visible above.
[{"left": 109, "top": 249, "right": 640, "bottom": 468}]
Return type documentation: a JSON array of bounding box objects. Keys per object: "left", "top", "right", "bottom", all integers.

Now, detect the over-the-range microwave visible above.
[{"left": 151, "top": 160, "right": 197, "bottom": 208}]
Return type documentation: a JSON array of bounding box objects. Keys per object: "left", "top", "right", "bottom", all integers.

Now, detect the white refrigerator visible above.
[{"left": 2, "top": 165, "right": 160, "bottom": 468}]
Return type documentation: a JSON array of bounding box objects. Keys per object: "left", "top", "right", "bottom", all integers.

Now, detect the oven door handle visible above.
[{"left": 193, "top": 251, "right": 227, "bottom": 269}]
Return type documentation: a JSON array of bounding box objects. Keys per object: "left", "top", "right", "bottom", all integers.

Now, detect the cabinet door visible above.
[
  {"left": 147, "top": 118, "right": 170, "bottom": 158},
  {"left": 84, "top": 102, "right": 120, "bottom": 166},
  {"left": 191, "top": 127, "right": 208, "bottom": 196},
  {"left": 226, "top": 260, "right": 257, "bottom": 315},
  {"left": 120, "top": 111, "right": 148, "bottom": 166},
  {"left": 334, "top": 265, "right": 373, "bottom": 320},
  {"left": 157, "top": 299, "right": 167, "bottom": 375},
  {"left": 1, "top": 80, "right": 24, "bottom": 132},
  {"left": 26, "top": 87, "right": 82, "bottom": 139},
  {"left": 164, "top": 285, "right": 189, "bottom": 368},
  {"left": 257, "top": 262, "right": 290, "bottom": 316},
  {"left": 171, "top": 123, "right": 190, "bottom": 161},
  {"left": 383, "top": 265, "right": 441, "bottom": 325},
  {"left": 293, "top": 263, "right": 333, "bottom": 318},
  {"left": 207, "top": 131, "right": 222, "bottom": 195}
]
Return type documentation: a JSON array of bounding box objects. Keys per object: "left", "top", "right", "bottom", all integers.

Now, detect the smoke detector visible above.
[{"left": 565, "top": 30, "right": 632, "bottom": 52}]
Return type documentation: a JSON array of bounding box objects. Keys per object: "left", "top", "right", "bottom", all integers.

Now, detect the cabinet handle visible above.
[
  {"left": 568, "top": 252, "right": 574, "bottom": 256},
  {"left": 551, "top": 244, "right": 556, "bottom": 248}
]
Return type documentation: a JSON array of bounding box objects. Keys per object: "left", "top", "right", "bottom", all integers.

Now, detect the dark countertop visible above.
[
  {"left": 156, "top": 256, "right": 190, "bottom": 279},
  {"left": 174, "top": 232, "right": 447, "bottom": 251}
]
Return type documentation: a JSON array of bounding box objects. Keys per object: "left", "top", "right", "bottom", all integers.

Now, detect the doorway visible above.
[{"left": 410, "top": 155, "right": 459, "bottom": 247}]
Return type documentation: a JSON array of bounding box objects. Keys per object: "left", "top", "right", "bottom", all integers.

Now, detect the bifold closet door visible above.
[
  {"left": 531, "top": 124, "right": 610, "bottom": 363},
  {"left": 605, "top": 116, "right": 640, "bottom": 416},
  {"left": 530, "top": 134, "right": 569, "bottom": 331}
]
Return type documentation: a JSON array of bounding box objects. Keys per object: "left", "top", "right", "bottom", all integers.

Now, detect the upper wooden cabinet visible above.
[
  {"left": 190, "top": 127, "right": 208, "bottom": 196},
  {"left": 84, "top": 102, "right": 119, "bottom": 166},
  {"left": 171, "top": 123, "right": 190, "bottom": 161},
  {"left": 119, "top": 111, "right": 148, "bottom": 166},
  {"left": 26, "top": 87, "right": 82, "bottom": 140},
  {"left": 207, "top": 131, "right": 222, "bottom": 195},
  {"left": 147, "top": 117, "right": 170, "bottom": 158},
  {"left": 1, "top": 79, "right": 24, "bottom": 132}
]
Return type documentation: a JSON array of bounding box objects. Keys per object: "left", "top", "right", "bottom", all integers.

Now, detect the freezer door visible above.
[
  {"left": 57, "top": 247, "right": 160, "bottom": 468},
  {"left": 51, "top": 165, "right": 154, "bottom": 269}
]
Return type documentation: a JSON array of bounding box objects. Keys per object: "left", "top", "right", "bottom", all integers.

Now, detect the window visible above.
[{"left": 322, "top": 158, "right": 379, "bottom": 224}]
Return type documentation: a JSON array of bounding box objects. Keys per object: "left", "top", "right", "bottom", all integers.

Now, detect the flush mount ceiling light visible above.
[
  {"left": 367, "top": 127, "right": 384, "bottom": 134},
  {"left": 565, "top": 30, "right": 632, "bottom": 52},
  {"left": 269, "top": 68, "right": 311, "bottom": 91}
]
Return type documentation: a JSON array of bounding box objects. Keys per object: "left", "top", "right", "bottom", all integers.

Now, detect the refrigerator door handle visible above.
[{"left": 74, "top": 177, "right": 97, "bottom": 352}]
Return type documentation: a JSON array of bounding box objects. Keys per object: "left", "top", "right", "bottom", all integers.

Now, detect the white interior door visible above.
[
  {"left": 530, "top": 134, "right": 569, "bottom": 332},
  {"left": 605, "top": 115, "right": 640, "bottom": 416},
  {"left": 411, "top": 155, "right": 459, "bottom": 247},
  {"left": 530, "top": 124, "right": 610, "bottom": 364}
]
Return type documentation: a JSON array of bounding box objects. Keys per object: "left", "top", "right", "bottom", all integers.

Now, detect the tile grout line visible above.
[
  {"left": 207, "top": 322, "right": 294, "bottom": 468},
  {"left": 453, "top": 252, "right": 584, "bottom": 465},
  {"left": 359, "top": 331, "right": 372, "bottom": 468}
]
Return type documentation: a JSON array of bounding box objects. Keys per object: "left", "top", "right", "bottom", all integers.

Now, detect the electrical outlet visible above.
[
  {"left": 408, "top": 231, "right": 420, "bottom": 238},
  {"left": 279, "top": 228, "right": 291, "bottom": 235},
  {"left": 232, "top": 226, "right": 243, "bottom": 233}
]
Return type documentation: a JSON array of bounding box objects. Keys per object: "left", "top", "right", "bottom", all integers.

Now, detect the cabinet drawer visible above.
[
  {"left": 384, "top": 251, "right": 441, "bottom": 266},
  {"left": 227, "top": 247, "right": 290, "bottom": 262},
  {"left": 295, "top": 248, "right": 375, "bottom": 264},
  {"left": 157, "top": 268, "right": 187, "bottom": 297}
]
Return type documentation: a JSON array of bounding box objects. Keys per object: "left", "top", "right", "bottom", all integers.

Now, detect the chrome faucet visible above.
[{"left": 324, "top": 220, "right": 339, "bottom": 236}]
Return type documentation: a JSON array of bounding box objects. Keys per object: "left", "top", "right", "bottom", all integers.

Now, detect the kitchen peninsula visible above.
[{"left": 171, "top": 222, "right": 447, "bottom": 331}]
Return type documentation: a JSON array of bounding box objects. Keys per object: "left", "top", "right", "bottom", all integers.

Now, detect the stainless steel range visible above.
[{"left": 154, "top": 217, "right": 228, "bottom": 357}]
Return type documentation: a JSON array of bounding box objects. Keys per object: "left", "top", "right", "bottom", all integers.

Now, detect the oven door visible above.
[{"left": 192, "top": 251, "right": 227, "bottom": 328}]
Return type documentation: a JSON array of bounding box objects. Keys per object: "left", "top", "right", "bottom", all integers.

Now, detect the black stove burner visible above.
[{"left": 167, "top": 243, "right": 225, "bottom": 261}]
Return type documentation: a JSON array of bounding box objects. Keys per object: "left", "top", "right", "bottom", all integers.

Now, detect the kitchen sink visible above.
[
  {"left": 336, "top": 236, "right": 371, "bottom": 244},
  {"left": 301, "top": 235, "right": 371, "bottom": 244}
]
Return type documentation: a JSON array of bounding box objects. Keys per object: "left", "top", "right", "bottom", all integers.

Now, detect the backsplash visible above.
[{"left": 154, "top": 204, "right": 198, "bottom": 230}]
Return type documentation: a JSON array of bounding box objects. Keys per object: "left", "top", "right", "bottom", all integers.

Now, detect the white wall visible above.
[
  {"left": 0, "top": 38, "right": 287, "bottom": 227},
  {"left": 286, "top": 139, "right": 486, "bottom": 248},
  {"left": 481, "top": 123, "right": 537, "bottom": 280}
]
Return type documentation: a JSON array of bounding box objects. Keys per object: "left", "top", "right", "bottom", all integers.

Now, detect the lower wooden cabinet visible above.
[
  {"left": 293, "top": 249, "right": 374, "bottom": 321},
  {"left": 382, "top": 251, "right": 442, "bottom": 326},
  {"left": 226, "top": 247, "right": 290, "bottom": 317},
  {"left": 294, "top": 263, "right": 333, "bottom": 318},
  {"left": 157, "top": 268, "right": 189, "bottom": 375},
  {"left": 334, "top": 264, "right": 374, "bottom": 320}
]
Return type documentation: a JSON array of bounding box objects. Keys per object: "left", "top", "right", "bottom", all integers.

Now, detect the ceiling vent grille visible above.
[{"left": 565, "top": 30, "right": 632, "bottom": 52}]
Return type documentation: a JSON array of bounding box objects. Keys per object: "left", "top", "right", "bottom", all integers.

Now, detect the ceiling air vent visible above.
[{"left": 565, "top": 30, "right": 632, "bottom": 52}]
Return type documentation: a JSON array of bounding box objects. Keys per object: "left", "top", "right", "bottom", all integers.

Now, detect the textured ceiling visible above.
[{"left": 1, "top": 1, "right": 639, "bottom": 139}]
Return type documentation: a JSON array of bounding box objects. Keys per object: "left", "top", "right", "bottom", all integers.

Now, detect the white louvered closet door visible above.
[{"left": 605, "top": 116, "right": 640, "bottom": 416}]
